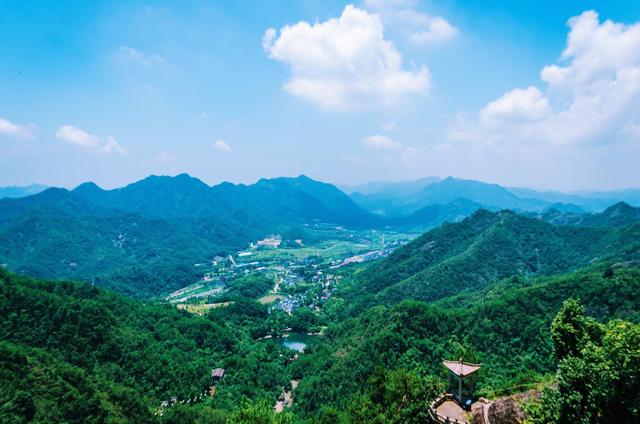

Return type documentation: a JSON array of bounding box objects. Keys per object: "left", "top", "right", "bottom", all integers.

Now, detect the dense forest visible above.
[{"left": 1, "top": 262, "right": 638, "bottom": 422}]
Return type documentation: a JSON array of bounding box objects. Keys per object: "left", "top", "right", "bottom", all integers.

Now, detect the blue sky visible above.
[{"left": 1, "top": 0, "right": 639, "bottom": 190}]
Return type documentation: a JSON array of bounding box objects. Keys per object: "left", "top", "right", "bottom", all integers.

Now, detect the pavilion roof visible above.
[
  {"left": 442, "top": 359, "right": 481, "bottom": 378},
  {"left": 211, "top": 368, "right": 225, "bottom": 378}
]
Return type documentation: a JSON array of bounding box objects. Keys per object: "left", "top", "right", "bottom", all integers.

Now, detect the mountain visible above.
[
  {"left": 349, "top": 177, "right": 636, "bottom": 218},
  {"left": 573, "top": 188, "right": 640, "bottom": 206},
  {"left": 342, "top": 177, "right": 441, "bottom": 196},
  {"left": 339, "top": 180, "right": 398, "bottom": 195},
  {"left": 534, "top": 202, "right": 640, "bottom": 228},
  {"left": 545, "top": 202, "right": 586, "bottom": 213},
  {"left": 387, "top": 197, "right": 484, "bottom": 229},
  {"left": 0, "top": 174, "right": 379, "bottom": 297},
  {"left": 72, "top": 174, "right": 215, "bottom": 218},
  {"left": 402, "top": 177, "right": 538, "bottom": 212},
  {"left": 359, "top": 208, "right": 640, "bottom": 305},
  {"left": 0, "top": 184, "right": 48, "bottom": 199},
  {"left": 249, "top": 175, "right": 382, "bottom": 228},
  {"left": 351, "top": 177, "right": 548, "bottom": 216},
  {"left": 507, "top": 186, "right": 640, "bottom": 211},
  {"left": 70, "top": 173, "right": 379, "bottom": 226}
]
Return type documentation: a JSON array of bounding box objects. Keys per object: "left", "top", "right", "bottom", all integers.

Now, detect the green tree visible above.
[{"left": 551, "top": 299, "right": 591, "bottom": 360}]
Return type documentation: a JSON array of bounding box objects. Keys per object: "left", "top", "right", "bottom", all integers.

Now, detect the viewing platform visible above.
[{"left": 429, "top": 359, "right": 484, "bottom": 423}]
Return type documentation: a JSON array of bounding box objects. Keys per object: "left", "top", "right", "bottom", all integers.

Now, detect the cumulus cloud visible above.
[
  {"left": 0, "top": 118, "right": 33, "bottom": 139},
  {"left": 363, "top": 0, "right": 458, "bottom": 44},
  {"left": 263, "top": 5, "right": 430, "bottom": 109},
  {"left": 56, "top": 125, "right": 127, "bottom": 155},
  {"left": 213, "top": 139, "right": 232, "bottom": 154},
  {"left": 480, "top": 86, "right": 550, "bottom": 126},
  {"left": 451, "top": 11, "right": 640, "bottom": 146}
]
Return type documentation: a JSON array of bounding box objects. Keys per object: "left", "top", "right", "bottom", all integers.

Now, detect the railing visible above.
[{"left": 428, "top": 393, "right": 468, "bottom": 424}]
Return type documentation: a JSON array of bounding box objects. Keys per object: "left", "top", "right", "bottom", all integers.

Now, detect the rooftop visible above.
[
  {"left": 211, "top": 368, "right": 225, "bottom": 378},
  {"left": 443, "top": 359, "right": 481, "bottom": 378}
]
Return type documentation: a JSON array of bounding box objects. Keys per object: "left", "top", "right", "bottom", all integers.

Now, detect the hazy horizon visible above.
[
  {"left": 4, "top": 171, "right": 640, "bottom": 195},
  {"left": 2, "top": 1, "right": 640, "bottom": 191}
]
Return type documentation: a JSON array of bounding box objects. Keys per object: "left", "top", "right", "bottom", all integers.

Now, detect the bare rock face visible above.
[
  {"left": 487, "top": 397, "right": 526, "bottom": 424},
  {"left": 471, "top": 402, "right": 486, "bottom": 424}
]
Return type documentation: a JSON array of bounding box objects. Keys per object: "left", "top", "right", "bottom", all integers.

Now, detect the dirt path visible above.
[{"left": 274, "top": 380, "right": 299, "bottom": 413}]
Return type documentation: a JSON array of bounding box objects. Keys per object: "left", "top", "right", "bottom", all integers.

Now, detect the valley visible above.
[
  {"left": 0, "top": 175, "right": 639, "bottom": 424},
  {"left": 167, "top": 224, "right": 416, "bottom": 319},
  {"left": 4, "top": 3, "right": 640, "bottom": 422}
]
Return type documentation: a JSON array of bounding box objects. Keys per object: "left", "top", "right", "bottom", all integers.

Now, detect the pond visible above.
[{"left": 274, "top": 333, "right": 317, "bottom": 352}]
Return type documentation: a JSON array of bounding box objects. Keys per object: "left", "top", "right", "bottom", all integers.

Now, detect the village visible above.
[{"left": 166, "top": 224, "right": 415, "bottom": 317}]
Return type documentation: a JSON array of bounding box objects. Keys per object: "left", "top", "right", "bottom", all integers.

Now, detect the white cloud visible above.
[
  {"left": 382, "top": 121, "right": 396, "bottom": 131},
  {"left": 263, "top": 5, "right": 430, "bottom": 109},
  {"left": 363, "top": 134, "right": 403, "bottom": 151},
  {"left": 450, "top": 10, "right": 640, "bottom": 146},
  {"left": 363, "top": 0, "right": 458, "bottom": 45},
  {"left": 56, "top": 125, "right": 126, "bottom": 155},
  {"left": 117, "top": 46, "right": 165, "bottom": 66},
  {"left": 99, "top": 137, "right": 127, "bottom": 155},
  {"left": 56, "top": 125, "right": 100, "bottom": 147},
  {"left": 213, "top": 139, "right": 232, "bottom": 154},
  {"left": 479, "top": 86, "right": 550, "bottom": 126},
  {"left": 0, "top": 118, "right": 33, "bottom": 139},
  {"left": 363, "top": 134, "right": 417, "bottom": 160}
]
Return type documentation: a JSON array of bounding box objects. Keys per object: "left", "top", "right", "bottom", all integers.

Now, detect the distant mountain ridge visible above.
[
  {"left": 341, "top": 177, "right": 441, "bottom": 196},
  {"left": 348, "top": 176, "right": 640, "bottom": 218},
  {"left": 0, "top": 184, "right": 48, "bottom": 199},
  {"left": 70, "top": 173, "right": 380, "bottom": 226},
  {"left": 534, "top": 201, "right": 640, "bottom": 228}
]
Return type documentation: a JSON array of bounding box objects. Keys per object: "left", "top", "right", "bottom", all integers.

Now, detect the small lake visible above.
[{"left": 274, "top": 333, "right": 317, "bottom": 352}]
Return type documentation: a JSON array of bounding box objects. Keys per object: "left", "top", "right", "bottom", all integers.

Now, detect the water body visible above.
[{"left": 277, "top": 333, "right": 316, "bottom": 352}]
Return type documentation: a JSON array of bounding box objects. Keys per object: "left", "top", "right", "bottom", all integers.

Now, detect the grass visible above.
[
  {"left": 176, "top": 302, "right": 233, "bottom": 315},
  {"left": 258, "top": 294, "right": 285, "bottom": 304}
]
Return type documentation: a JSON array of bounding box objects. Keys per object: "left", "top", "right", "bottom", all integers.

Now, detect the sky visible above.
[{"left": 1, "top": 0, "right": 640, "bottom": 191}]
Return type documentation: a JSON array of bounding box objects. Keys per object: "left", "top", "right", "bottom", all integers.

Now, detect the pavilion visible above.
[
  {"left": 211, "top": 367, "right": 225, "bottom": 384},
  {"left": 443, "top": 358, "right": 481, "bottom": 405}
]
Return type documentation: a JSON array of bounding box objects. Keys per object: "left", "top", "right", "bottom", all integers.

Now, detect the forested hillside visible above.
[
  {"left": 2, "top": 263, "right": 638, "bottom": 423},
  {"left": 280, "top": 264, "right": 640, "bottom": 423},
  {"left": 359, "top": 208, "right": 640, "bottom": 305},
  {"left": 0, "top": 269, "right": 296, "bottom": 423},
  {"left": 0, "top": 175, "right": 379, "bottom": 297}
]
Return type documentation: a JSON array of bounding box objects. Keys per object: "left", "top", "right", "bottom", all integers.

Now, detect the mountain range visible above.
[
  {"left": 1, "top": 174, "right": 640, "bottom": 422},
  {"left": 2, "top": 173, "right": 640, "bottom": 297},
  {"left": 346, "top": 176, "right": 640, "bottom": 216}
]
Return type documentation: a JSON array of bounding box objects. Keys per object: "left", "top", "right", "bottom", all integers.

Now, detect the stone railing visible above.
[{"left": 428, "top": 393, "right": 468, "bottom": 424}]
